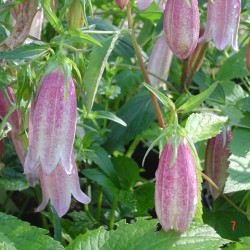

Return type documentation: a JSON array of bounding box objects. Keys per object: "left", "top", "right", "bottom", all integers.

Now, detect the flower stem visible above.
[
  {"left": 126, "top": 2, "right": 165, "bottom": 129},
  {"left": 202, "top": 172, "right": 250, "bottom": 216},
  {"left": 96, "top": 187, "right": 103, "bottom": 225},
  {"left": 109, "top": 195, "right": 118, "bottom": 230}
]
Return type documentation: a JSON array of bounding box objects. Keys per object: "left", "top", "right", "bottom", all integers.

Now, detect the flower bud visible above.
[
  {"left": 163, "top": 0, "right": 200, "bottom": 59},
  {"left": 148, "top": 35, "right": 173, "bottom": 88},
  {"left": 114, "top": 0, "right": 129, "bottom": 8},
  {"left": 199, "top": 0, "right": 241, "bottom": 51},
  {"left": 204, "top": 130, "right": 232, "bottom": 200},
  {"left": 67, "top": 0, "right": 84, "bottom": 29},
  {"left": 155, "top": 136, "right": 198, "bottom": 233}
]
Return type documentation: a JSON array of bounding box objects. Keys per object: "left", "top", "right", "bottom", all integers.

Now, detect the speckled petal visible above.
[
  {"left": 163, "top": 0, "right": 200, "bottom": 59},
  {"left": 155, "top": 136, "right": 198, "bottom": 233},
  {"left": 148, "top": 35, "right": 173, "bottom": 88},
  {"left": 30, "top": 69, "right": 77, "bottom": 174},
  {"left": 199, "top": 0, "right": 241, "bottom": 51}
]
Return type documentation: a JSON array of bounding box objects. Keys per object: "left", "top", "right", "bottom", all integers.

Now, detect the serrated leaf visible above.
[
  {"left": 0, "top": 212, "right": 63, "bottom": 250},
  {"left": 84, "top": 33, "right": 121, "bottom": 113},
  {"left": 185, "top": 113, "right": 228, "bottom": 143},
  {"left": 40, "top": 0, "right": 64, "bottom": 34},
  {"left": 224, "top": 128, "right": 250, "bottom": 193},
  {"left": 226, "top": 237, "right": 250, "bottom": 250},
  {"left": 104, "top": 91, "right": 156, "bottom": 153},
  {"left": 143, "top": 83, "right": 175, "bottom": 110},
  {"left": 177, "top": 82, "right": 218, "bottom": 113},
  {"left": 67, "top": 218, "right": 229, "bottom": 250},
  {"left": 216, "top": 46, "right": 250, "bottom": 80},
  {"left": 0, "top": 42, "right": 49, "bottom": 59}
]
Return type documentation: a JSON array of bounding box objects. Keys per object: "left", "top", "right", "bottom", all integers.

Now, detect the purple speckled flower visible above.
[
  {"left": 137, "top": 0, "right": 166, "bottom": 11},
  {"left": 199, "top": 0, "right": 241, "bottom": 51},
  {"left": 205, "top": 130, "right": 232, "bottom": 200},
  {"left": 155, "top": 136, "right": 198, "bottom": 233},
  {"left": 36, "top": 154, "right": 90, "bottom": 217},
  {"left": 163, "top": 0, "right": 200, "bottom": 59},
  {"left": 148, "top": 35, "right": 173, "bottom": 88},
  {"left": 24, "top": 68, "right": 77, "bottom": 175}
]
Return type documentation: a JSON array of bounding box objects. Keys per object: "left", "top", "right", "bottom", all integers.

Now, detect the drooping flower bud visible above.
[
  {"left": 155, "top": 135, "right": 198, "bottom": 233},
  {"left": 114, "top": 0, "right": 129, "bottom": 8},
  {"left": 148, "top": 35, "right": 173, "bottom": 88},
  {"left": 0, "top": 88, "right": 25, "bottom": 164},
  {"left": 67, "top": 0, "right": 85, "bottom": 29},
  {"left": 199, "top": 0, "right": 241, "bottom": 51},
  {"left": 36, "top": 154, "right": 90, "bottom": 217},
  {"left": 246, "top": 40, "right": 250, "bottom": 72},
  {"left": 24, "top": 68, "right": 77, "bottom": 175},
  {"left": 163, "top": 0, "right": 200, "bottom": 59},
  {"left": 205, "top": 130, "right": 232, "bottom": 200}
]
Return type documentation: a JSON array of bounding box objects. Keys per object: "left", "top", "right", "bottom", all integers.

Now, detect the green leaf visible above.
[
  {"left": 185, "top": 113, "right": 228, "bottom": 143},
  {"left": 0, "top": 42, "right": 50, "bottom": 59},
  {"left": 51, "top": 30, "right": 102, "bottom": 47},
  {"left": 216, "top": 46, "right": 250, "bottom": 80},
  {"left": 237, "top": 97, "right": 250, "bottom": 112},
  {"left": 226, "top": 237, "right": 250, "bottom": 250},
  {"left": 92, "top": 110, "right": 126, "bottom": 126},
  {"left": 66, "top": 218, "right": 229, "bottom": 250},
  {"left": 0, "top": 212, "right": 63, "bottom": 250},
  {"left": 104, "top": 91, "right": 156, "bottom": 153},
  {"left": 83, "top": 168, "right": 119, "bottom": 194},
  {"left": 143, "top": 83, "right": 175, "bottom": 110},
  {"left": 85, "top": 145, "right": 118, "bottom": 186},
  {"left": 177, "top": 82, "right": 218, "bottom": 113},
  {"left": 203, "top": 192, "right": 250, "bottom": 241},
  {"left": 40, "top": 0, "right": 64, "bottom": 34},
  {"left": 0, "top": 168, "right": 29, "bottom": 191},
  {"left": 112, "top": 156, "right": 140, "bottom": 190},
  {"left": 224, "top": 128, "right": 250, "bottom": 193},
  {"left": 84, "top": 33, "right": 121, "bottom": 113}
]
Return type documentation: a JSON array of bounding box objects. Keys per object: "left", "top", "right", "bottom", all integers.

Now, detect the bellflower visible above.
[
  {"left": 36, "top": 155, "right": 90, "bottom": 217},
  {"left": 148, "top": 35, "right": 173, "bottom": 88},
  {"left": 155, "top": 136, "right": 198, "bottom": 233},
  {"left": 163, "top": 0, "right": 200, "bottom": 59},
  {"left": 205, "top": 130, "right": 232, "bottom": 200},
  {"left": 24, "top": 68, "right": 77, "bottom": 175},
  {"left": 199, "top": 0, "right": 241, "bottom": 51},
  {"left": 136, "top": 0, "right": 166, "bottom": 11}
]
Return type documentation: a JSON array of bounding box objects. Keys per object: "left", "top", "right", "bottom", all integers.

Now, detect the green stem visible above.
[
  {"left": 202, "top": 172, "right": 250, "bottom": 216},
  {"left": 125, "top": 135, "right": 141, "bottom": 158},
  {"left": 126, "top": 2, "right": 165, "bottom": 129},
  {"left": 96, "top": 187, "right": 103, "bottom": 225},
  {"left": 109, "top": 195, "right": 118, "bottom": 230},
  {"left": 0, "top": 105, "right": 16, "bottom": 139}
]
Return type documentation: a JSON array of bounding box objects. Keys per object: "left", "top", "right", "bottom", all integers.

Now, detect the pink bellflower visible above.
[
  {"left": 199, "top": 0, "right": 241, "bottom": 51},
  {"left": 24, "top": 68, "right": 77, "bottom": 175},
  {"left": 163, "top": 0, "right": 200, "bottom": 59}
]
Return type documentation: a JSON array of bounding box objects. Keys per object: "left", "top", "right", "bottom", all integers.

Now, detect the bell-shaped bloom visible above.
[
  {"left": 205, "top": 130, "right": 232, "bottom": 200},
  {"left": 0, "top": 87, "right": 25, "bottom": 164},
  {"left": 24, "top": 68, "right": 77, "bottom": 175},
  {"left": 36, "top": 155, "right": 90, "bottom": 217},
  {"left": 114, "top": 0, "right": 129, "bottom": 8},
  {"left": 148, "top": 35, "right": 173, "bottom": 88},
  {"left": 163, "top": 0, "right": 200, "bottom": 59},
  {"left": 155, "top": 136, "right": 198, "bottom": 233},
  {"left": 199, "top": 0, "right": 241, "bottom": 51}
]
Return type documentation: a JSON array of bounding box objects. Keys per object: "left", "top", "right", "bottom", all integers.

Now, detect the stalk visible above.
[{"left": 126, "top": 2, "right": 165, "bottom": 128}]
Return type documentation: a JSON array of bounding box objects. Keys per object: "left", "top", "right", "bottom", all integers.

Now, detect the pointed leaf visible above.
[{"left": 84, "top": 33, "right": 121, "bottom": 113}]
